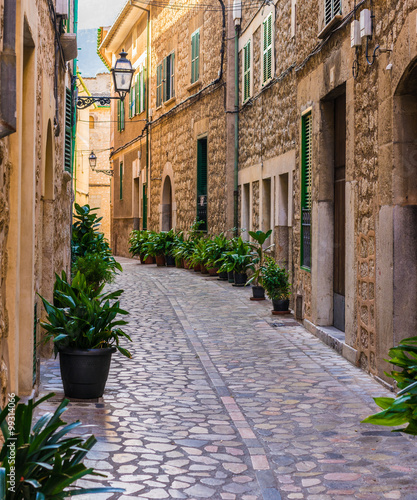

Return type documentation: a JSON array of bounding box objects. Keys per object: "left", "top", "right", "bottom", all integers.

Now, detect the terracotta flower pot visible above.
[
  {"left": 208, "top": 267, "right": 219, "bottom": 276},
  {"left": 144, "top": 256, "right": 154, "bottom": 264},
  {"left": 155, "top": 255, "right": 166, "bottom": 267},
  {"left": 200, "top": 265, "right": 209, "bottom": 274},
  {"left": 194, "top": 264, "right": 201, "bottom": 272},
  {"left": 183, "top": 259, "right": 191, "bottom": 269}
]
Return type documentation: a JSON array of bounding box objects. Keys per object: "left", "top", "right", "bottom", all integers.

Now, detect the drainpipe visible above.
[
  {"left": 71, "top": 0, "right": 79, "bottom": 177},
  {"left": 233, "top": 1, "right": 241, "bottom": 234},
  {"left": 130, "top": 0, "right": 150, "bottom": 229}
]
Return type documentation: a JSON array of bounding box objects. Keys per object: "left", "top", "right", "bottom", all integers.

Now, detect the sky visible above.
[
  {"left": 78, "top": 0, "right": 126, "bottom": 30},
  {"left": 77, "top": 0, "right": 126, "bottom": 77}
]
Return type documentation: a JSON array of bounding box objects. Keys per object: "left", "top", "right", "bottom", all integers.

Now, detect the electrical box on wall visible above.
[
  {"left": 351, "top": 20, "right": 361, "bottom": 47},
  {"left": 56, "top": 0, "right": 69, "bottom": 19},
  {"left": 360, "top": 9, "right": 372, "bottom": 38}
]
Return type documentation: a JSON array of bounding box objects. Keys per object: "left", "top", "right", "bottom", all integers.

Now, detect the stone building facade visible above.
[
  {"left": 99, "top": 0, "right": 236, "bottom": 256},
  {"left": 75, "top": 73, "right": 112, "bottom": 243},
  {"left": 0, "top": 0, "right": 77, "bottom": 405},
  {"left": 237, "top": 0, "right": 417, "bottom": 382}
]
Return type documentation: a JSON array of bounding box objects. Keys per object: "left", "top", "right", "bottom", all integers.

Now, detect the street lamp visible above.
[
  {"left": 77, "top": 50, "right": 134, "bottom": 109},
  {"left": 111, "top": 50, "right": 134, "bottom": 101},
  {"left": 89, "top": 151, "right": 97, "bottom": 169},
  {"left": 88, "top": 150, "right": 113, "bottom": 176}
]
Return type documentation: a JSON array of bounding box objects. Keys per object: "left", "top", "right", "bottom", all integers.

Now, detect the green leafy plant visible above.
[
  {"left": 246, "top": 229, "right": 274, "bottom": 287},
  {"left": 188, "top": 218, "right": 205, "bottom": 241},
  {"left": 0, "top": 393, "right": 124, "bottom": 499},
  {"left": 129, "top": 230, "right": 151, "bottom": 257},
  {"left": 217, "top": 237, "right": 254, "bottom": 274},
  {"left": 142, "top": 231, "right": 168, "bottom": 258},
  {"left": 362, "top": 336, "right": 417, "bottom": 435},
  {"left": 72, "top": 253, "right": 120, "bottom": 290},
  {"left": 189, "top": 238, "right": 211, "bottom": 268},
  {"left": 261, "top": 257, "right": 291, "bottom": 300},
  {"left": 40, "top": 271, "right": 132, "bottom": 358},
  {"left": 172, "top": 238, "right": 196, "bottom": 264},
  {"left": 205, "top": 233, "right": 229, "bottom": 270}
]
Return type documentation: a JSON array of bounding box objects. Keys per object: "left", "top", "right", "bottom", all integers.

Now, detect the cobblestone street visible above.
[{"left": 40, "top": 258, "right": 417, "bottom": 499}]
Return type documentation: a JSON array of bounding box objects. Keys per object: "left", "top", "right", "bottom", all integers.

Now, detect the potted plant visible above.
[
  {"left": 173, "top": 239, "right": 195, "bottom": 269},
  {"left": 164, "top": 229, "right": 178, "bottom": 267},
  {"left": 129, "top": 230, "right": 154, "bottom": 264},
  {"left": 218, "top": 237, "right": 254, "bottom": 286},
  {"left": 0, "top": 393, "right": 124, "bottom": 498},
  {"left": 261, "top": 257, "right": 291, "bottom": 313},
  {"left": 189, "top": 238, "right": 211, "bottom": 274},
  {"left": 143, "top": 231, "right": 167, "bottom": 266},
  {"left": 205, "top": 233, "right": 229, "bottom": 277},
  {"left": 40, "top": 271, "right": 132, "bottom": 399},
  {"left": 246, "top": 229, "right": 274, "bottom": 300}
]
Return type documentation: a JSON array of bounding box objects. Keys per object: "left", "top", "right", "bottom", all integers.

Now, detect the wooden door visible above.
[{"left": 334, "top": 94, "right": 346, "bottom": 331}]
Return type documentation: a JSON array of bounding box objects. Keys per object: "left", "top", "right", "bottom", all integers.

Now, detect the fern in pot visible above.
[
  {"left": 261, "top": 257, "right": 291, "bottom": 313},
  {"left": 40, "top": 272, "right": 131, "bottom": 399}
]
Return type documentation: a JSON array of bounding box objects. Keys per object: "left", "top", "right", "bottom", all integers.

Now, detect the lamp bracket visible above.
[{"left": 77, "top": 96, "right": 121, "bottom": 109}]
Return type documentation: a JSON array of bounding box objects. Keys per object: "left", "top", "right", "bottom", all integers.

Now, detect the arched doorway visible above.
[
  {"left": 161, "top": 175, "right": 173, "bottom": 231},
  {"left": 392, "top": 58, "right": 417, "bottom": 344}
]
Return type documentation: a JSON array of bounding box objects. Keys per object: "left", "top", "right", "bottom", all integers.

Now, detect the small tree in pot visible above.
[
  {"left": 261, "top": 257, "right": 291, "bottom": 313},
  {"left": 40, "top": 272, "right": 132, "bottom": 399},
  {"left": 246, "top": 229, "right": 274, "bottom": 300}
]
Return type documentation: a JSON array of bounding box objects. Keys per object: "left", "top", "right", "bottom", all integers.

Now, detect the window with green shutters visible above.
[
  {"left": 325, "top": 0, "right": 342, "bottom": 26},
  {"left": 196, "top": 137, "right": 208, "bottom": 232},
  {"left": 156, "top": 63, "right": 163, "bottom": 107},
  {"left": 64, "top": 87, "right": 72, "bottom": 172},
  {"left": 262, "top": 13, "right": 273, "bottom": 84},
  {"left": 301, "top": 111, "right": 312, "bottom": 270},
  {"left": 129, "top": 82, "right": 135, "bottom": 118},
  {"left": 164, "top": 53, "right": 175, "bottom": 102},
  {"left": 243, "top": 40, "right": 251, "bottom": 102},
  {"left": 119, "top": 162, "right": 123, "bottom": 200},
  {"left": 142, "top": 185, "right": 148, "bottom": 229},
  {"left": 191, "top": 29, "right": 200, "bottom": 84}
]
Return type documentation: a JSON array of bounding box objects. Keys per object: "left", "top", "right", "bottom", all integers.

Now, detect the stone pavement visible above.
[{"left": 40, "top": 257, "right": 417, "bottom": 500}]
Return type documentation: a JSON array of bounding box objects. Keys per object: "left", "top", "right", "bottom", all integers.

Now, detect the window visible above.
[
  {"left": 164, "top": 52, "right": 175, "bottom": 101},
  {"left": 325, "top": 0, "right": 342, "bottom": 26},
  {"left": 117, "top": 99, "right": 125, "bottom": 132},
  {"left": 243, "top": 40, "right": 251, "bottom": 102},
  {"left": 119, "top": 162, "right": 123, "bottom": 200},
  {"left": 191, "top": 29, "right": 200, "bottom": 84},
  {"left": 262, "top": 13, "right": 273, "bottom": 84},
  {"left": 130, "top": 69, "right": 146, "bottom": 116},
  {"left": 157, "top": 53, "right": 175, "bottom": 106},
  {"left": 301, "top": 112, "right": 312, "bottom": 270},
  {"left": 89, "top": 115, "right": 95, "bottom": 129},
  {"left": 64, "top": 87, "right": 72, "bottom": 172},
  {"left": 197, "top": 137, "right": 208, "bottom": 232}
]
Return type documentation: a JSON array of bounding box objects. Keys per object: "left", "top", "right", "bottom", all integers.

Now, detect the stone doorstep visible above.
[{"left": 303, "top": 319, "right": 358, "bottom": 366}]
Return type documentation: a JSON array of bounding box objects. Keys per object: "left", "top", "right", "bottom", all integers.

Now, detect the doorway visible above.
[
  {"left": 161, "top": 175, "right": 173, "bottom": 231},
  {"left": 333, "top": 93, "right": 346, "bottom": 331}
]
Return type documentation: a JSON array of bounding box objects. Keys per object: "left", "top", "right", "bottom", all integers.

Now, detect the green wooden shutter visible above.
[
  {"left": 263, "top": 14, "right": 272, "bottom": 84},
  {"left": 170, "top": 52, "right": 175, "bottom": 98},
  {"left": 135, "top": 74, "right": 140, "bottom": 114},
  {"left": 243, "top": 41, "right": 251, "bottom": 101},
  {"left": 119, "top": 162, "right": 123, "bottom": 200},
  {"left": 142, "top": 185, "right": 148, "bottom": 229},
  {"left": 121, "top": 99, "right": 125, "bottom": 130},
  {"left": 64, "top": 88, "right": 72, "bottom": 172},
  {"left": 325, "top": 0, "right": 342, "bottom": 25},
  {"left": 33, "top": 302, "right": 37, "bottom": 384},
  {"left": 301, "top": 112, "right": 312, "bottom": 269},
  {"left": 197, "top": 137, "right": 208, "bottom": 232},
  {"left": 163, "top": 56, "right": 168, "bottom": 101},
  {"left": 191, "top": 30, "right": 200, "bottom": 83},
  {"left": 142, "top": 68, "right": 146, "bottom": 112},
  {"left": 157, "top": 63, "right": 162, "bottom": 107}
]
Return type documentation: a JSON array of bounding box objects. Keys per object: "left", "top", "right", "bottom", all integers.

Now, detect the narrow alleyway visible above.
[{"left": 40, "top": 258, "right": 417, "bottom": 500}]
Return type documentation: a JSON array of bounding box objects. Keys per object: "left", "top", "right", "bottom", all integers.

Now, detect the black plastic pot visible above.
[
  {"left": 59, "top": 347, "right": 116, "bottom": 399},
  {"left": 272, "top": 299, "right": 290, "bottom": 312},
  {"left": 252, "top": 286, "right": 265, "bottom": 299},
  {"left": 228, "top": 271, "right": 235, "bottom": 283},
  {"left": 218, "top": 271, "right": 228, "bottom": 281},
  {"left": 234, "top": 272, "right": 247, "bottom": 287},
  {"left": 166, "top": 255, "right": 176, "bottom": 267}
]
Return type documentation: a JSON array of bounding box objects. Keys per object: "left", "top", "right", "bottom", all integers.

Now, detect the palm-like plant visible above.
[
  {"left": 218, "top": 237, "right": 254, "bottom": 275},
  {"left": 40, "top": 272, "right": 132, "bottom": 358},
  {"left": 205, "top": 233, "right": 229, "bottom": 270},
  {"left": 129, "top": 230, "right": 150, "bottom": 257},
  {"left": 246, "top": 229, "right": 274, "bottom": 287},
  {"left": 189, "top": 238, "right": 211, "bottom": 269},
  {"left": 0, "top": 393, "right": 124, "bottom": 499}
]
